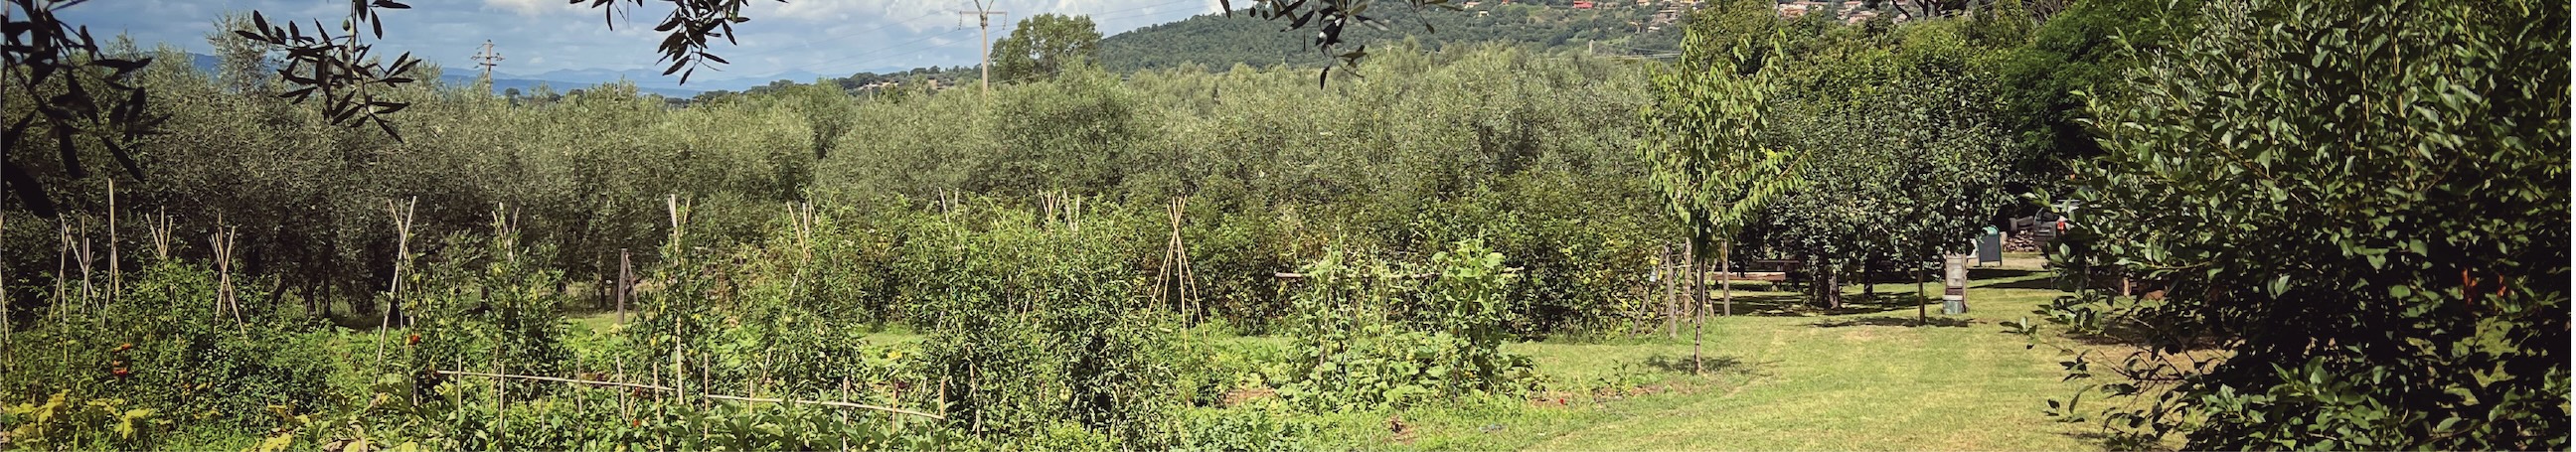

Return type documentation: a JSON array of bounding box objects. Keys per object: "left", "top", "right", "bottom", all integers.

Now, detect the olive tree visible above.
[{"left": 991, "top": 14, "right": 1102, "bottom": 84}]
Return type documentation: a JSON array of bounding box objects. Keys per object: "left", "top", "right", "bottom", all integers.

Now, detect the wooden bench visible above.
[
  {"left": 1743, "top": 259, "right": 1806, "bottom": 291},
  {"left": 1745, "top": 259, "right": 1802, "bottom": 273}
]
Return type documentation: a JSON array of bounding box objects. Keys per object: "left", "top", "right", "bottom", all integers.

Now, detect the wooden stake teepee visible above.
[
  {"left": 209, "top": 223, "right": 243, "bottom": 329},
  {"left": 374, "top": 197, "right": 416, "bottom": 372},
  {"left": 1151, "top": 197, "right": 1200, "bottom": 322}
]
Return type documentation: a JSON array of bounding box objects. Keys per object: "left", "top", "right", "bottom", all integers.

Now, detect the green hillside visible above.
[{"left": 1099, "top": 2, "right": 1687, "bottom": 72}]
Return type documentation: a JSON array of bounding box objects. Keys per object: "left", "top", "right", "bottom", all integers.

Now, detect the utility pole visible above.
[
  {"left": 472, "top": 40, "right": 504, "bottom": 80},
  {"left": 955, "top": 0, "right": 1006, "bottom": 94}
]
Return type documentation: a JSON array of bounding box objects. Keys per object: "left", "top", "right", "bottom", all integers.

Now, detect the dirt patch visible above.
[{"left": 1530, "top": 391, "right": 1579, "bottom": 407}]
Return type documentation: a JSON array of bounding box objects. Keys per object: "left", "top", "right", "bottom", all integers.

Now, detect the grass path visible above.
[{"left": 1508, "top": 272, "right": 2098, "bottom": 450}]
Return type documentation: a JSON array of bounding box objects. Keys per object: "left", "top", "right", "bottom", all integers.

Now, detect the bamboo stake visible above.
[
  {"left": 1152, "top": 197, "right": 1201, "bottom": 317},
  {"left": 1664, "top": 244, "right": 1676, "bottom": 339},
  {"left": 700, "top": 353, "right": 712, "bottom": 440},
  {"left": 453, "top": 356, "right": 465, "bottom": 439},
  {"left": 72, "top": 216, "right": 92, "bottom": 315},
  {"left": 146, "top": 209, "right": 172, "bottom": 261},
  {"left": 54, "top": 220, "right": 68, "bottom": 324},
  {"left": 210, "top": 225, "right": 244, "bottom": 328},
  {"left": 615, "top": 244, "right": 635, "bottom": 440},
  {"left": 106, "top": 179, "right": 118, "bottom": 306},
  {"left": 1176, "top": 198, "right": 1200, "bottom": 321},
  {"left": 664, "top": 194, "right": 694, "bottom": 440},
  {"left": 375, "top": 198, "right": 414, "bottom": 372},
  {"left": 839, "top": 377, "right": 853, "bottom": 451},
  {"left": 75, "top": 219, "right": 94, "bottom": 321},
  {"left": 617, "top": 249, "right": 631, "bottom": 325},
  {"left": 613, "top": 253, "right": 630, "bottom": 427},
  {"left": 617, "top": 356, "right": 632, "bottom": 435},
  {"left": 494, "top": 335, "right": 507, "bottom": 451},
  {"left": 2, "top": 214, "right": 10, "bottom": 371}
]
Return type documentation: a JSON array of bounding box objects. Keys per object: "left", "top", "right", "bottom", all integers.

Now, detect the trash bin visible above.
[{"left": 1976, "top": 230, "right": 2004, "bottom": 265}]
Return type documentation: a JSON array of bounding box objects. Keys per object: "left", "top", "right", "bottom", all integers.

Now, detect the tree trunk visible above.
[
  {"left": 1863, "top": 253, "right": 1878, "bottom": 300},
  {"left": 1823, "top": 260, "right": 1843, "bottom": 310},
  {"left": 1664, "top": 244, "right": 1677, "bottom": 340},
  {"left": 1690, "top": 245, "right": 1705, "bottom": 375},
  {"left": 1916, "top": 254, "right": 1928, "bottom": 326}
]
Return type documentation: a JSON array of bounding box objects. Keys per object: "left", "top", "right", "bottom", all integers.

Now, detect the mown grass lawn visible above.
[{"left": 1347, "top": 266, "right": 2112, "bottom": 451}]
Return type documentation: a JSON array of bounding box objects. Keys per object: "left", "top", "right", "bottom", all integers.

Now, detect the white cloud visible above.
[
  {"left": 755, "top": 0, "right": 948, "bottom": 25},
  {"left": 483, "top": 0, "right": 554, "bottom": 16}
]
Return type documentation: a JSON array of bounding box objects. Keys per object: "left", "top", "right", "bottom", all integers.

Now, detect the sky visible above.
[{"left": 60, "top": 0, "right": 1222, "bottom": 83}]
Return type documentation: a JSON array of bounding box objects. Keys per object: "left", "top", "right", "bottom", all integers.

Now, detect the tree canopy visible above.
[
  {"left": 2028, "top": 0, "right": 2569, "bottom": 448},
  {"left": 992, "top": 14, "right": 1104, "bottom": 84}
]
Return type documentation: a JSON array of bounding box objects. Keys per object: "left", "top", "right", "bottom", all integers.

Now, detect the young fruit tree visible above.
[{"left": 1639, "top": 2, "right": 1803, "bottom": 374}]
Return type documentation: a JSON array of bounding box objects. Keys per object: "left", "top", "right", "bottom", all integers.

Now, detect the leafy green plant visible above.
[
  {"left": 1276, "top": 240, "right": 1537, "bottom": 411},
  {"left": 402, "top": 217, "right": 573, "bottom": 401},
  {"left": 1, "top": 257, "right": 340, "bottom": 449},
  {"left": 2026, "top": 0, "right": 2568, "bottom": 449},
  {"left": 900, "top": 200, "right": 1182, "bottom": 447},
  {"left": 1, "top": 391, "right": 161, "bottom": 451}
]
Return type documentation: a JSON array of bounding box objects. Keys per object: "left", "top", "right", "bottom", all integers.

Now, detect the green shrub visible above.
[
  {"left": 2029, "top": 0, "right": 2569, "bottom": 449},
  {"left": 2, "top": 390, "right": 162, "bottom": 451},
  {"left": 402, "top": 226, "right": 574, "bottom": 401},
  {"left": 1275, "top": 240, "right": 1538, "bottom": 411},
  {"left": 900, "top": 200, "right": 1182, "bottom": 446}
]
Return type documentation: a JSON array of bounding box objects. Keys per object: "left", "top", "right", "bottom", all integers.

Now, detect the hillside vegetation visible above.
[{"left": 1098, "top": 2, "right": 1684, "bottom": 73}]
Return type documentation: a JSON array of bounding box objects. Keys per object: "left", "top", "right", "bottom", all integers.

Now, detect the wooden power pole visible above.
[
  {"left": 472, "top": 40, "right": 504, "bottom": 80},
  {"left": 956, "top": 1, "right": 1007, "bottom": 94}
]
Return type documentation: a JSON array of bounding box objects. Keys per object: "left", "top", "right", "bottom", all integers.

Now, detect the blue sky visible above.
[{"left": 62, "top": 0, "right": 1220, "bottom": 83}]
